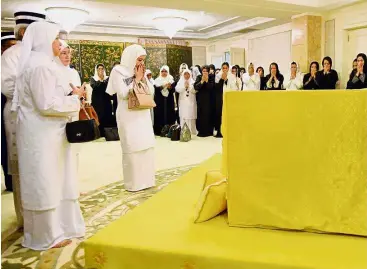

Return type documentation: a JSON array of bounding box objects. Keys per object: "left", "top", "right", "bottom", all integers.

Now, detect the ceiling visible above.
[{"left": 1, "top": 0, "right": 363, "bottom": 40}]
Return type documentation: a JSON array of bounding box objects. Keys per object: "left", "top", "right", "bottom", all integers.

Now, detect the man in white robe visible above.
[
  {"left": 15, "top": 21, "right": 86, "bottom": 250},
  {"left": 1, "top": 11, "right": 46, "bottom": 228}
]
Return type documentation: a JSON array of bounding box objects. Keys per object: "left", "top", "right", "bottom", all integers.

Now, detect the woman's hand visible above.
[
  {"left": 70, "top": 83, "right": 86, "bottom": 99},
  {"left": 135, "top": 63, "right": 145, "bottom": 82}
]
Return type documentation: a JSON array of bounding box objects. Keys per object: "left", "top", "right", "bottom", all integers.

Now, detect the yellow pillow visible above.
[
  {"left": 194, "top": 179, "right": 227, "bottom": 223},
  {"left": 203, "top": 170, "right": 226, "bottom": 190}
]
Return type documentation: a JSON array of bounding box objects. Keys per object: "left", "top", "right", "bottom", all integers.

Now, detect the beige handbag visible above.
[{"left": 128, "top": 80, "right": 156, "bottom": 110}]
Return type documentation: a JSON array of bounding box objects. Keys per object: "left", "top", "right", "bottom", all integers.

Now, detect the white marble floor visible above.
[{"left": 1, "top": 136, "right": 222, "bottom": 236}]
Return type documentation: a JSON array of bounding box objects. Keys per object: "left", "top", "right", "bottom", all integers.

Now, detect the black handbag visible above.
[
  {"left": 171, "top": 125, "right": 181, "bottom": 141},
  {"left": 66, "top": 107, "right": 101, "bottom": 143},
  {"left": 160, "top": 124, "right": 171, "bottom": 137},
  {"left": 104, "top": 127, "right": 120, "bottom": 141},
  {"left": 167, "top": 124, "right": 179, "bottom": 138}
]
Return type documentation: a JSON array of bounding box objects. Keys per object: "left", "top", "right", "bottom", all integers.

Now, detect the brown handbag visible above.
[
  {"left": 79, "top": 103, "right": 100, "bottom": 126},
  {"left": 128, "top": 80, "right": 156, "bottom": 110}
]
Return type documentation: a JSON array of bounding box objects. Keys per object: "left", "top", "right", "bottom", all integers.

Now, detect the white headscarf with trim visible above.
[
  {"left": 113, "top": 44, "right": 147, "bottom": 77},
  {"left": 106, "top": 44, "right": 149, "bottom": 95}
]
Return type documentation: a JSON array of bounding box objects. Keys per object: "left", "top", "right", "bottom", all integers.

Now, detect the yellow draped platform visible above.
[{"left": 84, "top": 154, "right": 367, "bottom": 269}]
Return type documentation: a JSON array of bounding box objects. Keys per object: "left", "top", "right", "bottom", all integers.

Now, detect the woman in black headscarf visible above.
[
  {"left": 195, "top": 65, "right": 215, "bottom": 137},
  {"left": 209, "top": 64, "right": 216, "bottom": 75},
  {"left": 256, "top": 66, "right": 266, "bottom": 90},
  {"left": 265, "top": 63, "right": 284, "bottom": 90},
  {"left": 347, "top": 53, "right": 367, "bottom": 89}
]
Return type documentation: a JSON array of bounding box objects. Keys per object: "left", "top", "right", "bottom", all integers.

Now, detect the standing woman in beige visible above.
[{"left": 106, "top": 45, "right": 155, "bottom": 192}]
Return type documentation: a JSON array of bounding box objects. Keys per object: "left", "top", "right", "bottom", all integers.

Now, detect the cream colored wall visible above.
[
  {"left": 205, "top": 23, "right": 292, "bottom": 69},
  {"left": 323, "top": 1, "right": 367, "bottom": 87}
]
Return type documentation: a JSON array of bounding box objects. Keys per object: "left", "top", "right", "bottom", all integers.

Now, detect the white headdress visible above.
[{"left": 12, "top": 21, "right": 60, "bottom": 111}]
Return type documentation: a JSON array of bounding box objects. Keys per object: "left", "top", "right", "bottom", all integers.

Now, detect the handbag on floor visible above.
[
  {"left": 160, "top": 124, "right": 171, "bottom": 137},
  {"left": 167, "top": 124, "right": 179, "bottom": 138},
  {"left": 180, "top": 122, "right": 191, "bottom": 142},
  {"left": 79, "top": 103, "right": 100, "bottom": 126},
  {"left": 128, "top": 80, "right": 156, "bottom": 110},
  {"left": 66, "top": 106, "right": 100, "bottom": 143},
  {"left": 105, "top": 127, "right": 120, "bottom": 141},
  {"left": 171, "top": 125, "right": 181, "bottom": 141}
]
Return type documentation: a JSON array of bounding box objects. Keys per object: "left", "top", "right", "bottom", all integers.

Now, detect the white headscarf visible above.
[
  {"left": 12, "top": 21, "right": 60, "bottom": 111},
  {"left": 215, "top": 66, "right": 236, "bottom": 84},
  {"left": 93, "top": 63, "right": 108, "bottom": 81},
  {"left": 192, "top": 66, "right": 201, "bottom": 81},
  {"left": 154, "top": 65, "right": 174, "bottom": 97},
  {"left": 177, "top": 69, "right": 194, "bottom": 88},
  {"left": 144, "top": 69, "right": 155, "bottom": 95},
  {"left": 154, "top": 65, "right": 174, "bottom": 87},
  {"left": 179, "top": 63, "right": 189, "bottom": 75},
  {"left": 145, "top": 69, "right": 154, "bottom": 84},
  {"left": 113, "top": 44, "right": 147, "bottom": 77},
  {"left": 106, "top": 44, "right": 148, "bottom": 96},
  {"left": 55, "top": 40, "right": 82, "bottom": 94}
]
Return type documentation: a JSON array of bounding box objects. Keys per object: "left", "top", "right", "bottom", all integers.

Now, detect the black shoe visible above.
[{"left": 5, "top": 175, "right": 13, "bottom": 192}]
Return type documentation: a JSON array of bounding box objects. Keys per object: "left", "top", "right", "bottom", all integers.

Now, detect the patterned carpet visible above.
[{"left": 1, "top": 165, "right": 194, "bottom": 269}]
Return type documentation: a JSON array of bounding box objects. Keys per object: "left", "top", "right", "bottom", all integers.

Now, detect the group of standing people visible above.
[
  {"left": 1, "top": 14, "right": 157, "bottom": 251},
  {"left": 1, "top": 11, "right": 366, "bottom": 254},
  {"left": 150, "top": 54, "right": 366, "bottom": 139},
  {"left": 228, "top": 55, "right": 367, "bottom": 91},
  {"left": 2, "top": 14, "right": 87, "bottom": 251},
  {"left": 151, "top": 64, "right": 225, "bottom": 138}
]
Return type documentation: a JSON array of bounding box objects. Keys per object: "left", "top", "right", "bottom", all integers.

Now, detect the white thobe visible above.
[
  {"left": 1, "top": 42, "right": 24, "bottom": 227},
  {"left": 176, "top": 83, "right": 197, "bottom": 135},
  {"left": 284, "top": 74, "right": 303, "bottom": 90},
  {"left": 1, "top": 42, "right": 22, "bottom": 175},
  {"left": 107, "top": 69, "right": 156, "bottom": 192},
  {"left": 17, "top": 61, "right": 85, "bottom": 250},
  {"left": 242, "top": 73, "right": 261, "bottom": 90}
]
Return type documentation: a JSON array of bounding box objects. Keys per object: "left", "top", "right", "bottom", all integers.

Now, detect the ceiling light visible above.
[
  {"left": 153, "top": 17, "right": 187, "bottom": 39},
  {"left": 46, "top": 7, "right": 89, "bottom": 33}
]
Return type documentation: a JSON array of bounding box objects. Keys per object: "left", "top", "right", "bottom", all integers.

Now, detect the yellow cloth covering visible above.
[
  {"left": 223, "top": 90, "right": 367, "bottom": 236},
  {"left": 84, "top": 154, "right": 367, "bottom": 269}
]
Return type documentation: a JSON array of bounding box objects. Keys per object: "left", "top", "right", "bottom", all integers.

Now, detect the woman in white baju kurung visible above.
[
  {"left": 242, "top": 63, "right": 261, "bottom": 90},
  {"left": 106, "top": 44, "right": 155, "bottom": 192},
  {"left": 283, "top": 62, "right": 303, "bottom": 90},
  {"left": 56, "top": 40, "right": 83, "bottom": 195},
  {"left": 14, "top": 21, "right": 86, "bottom": 250},
  {"left": 176, "top": 69, "right": 197, "bottom": 135}
]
